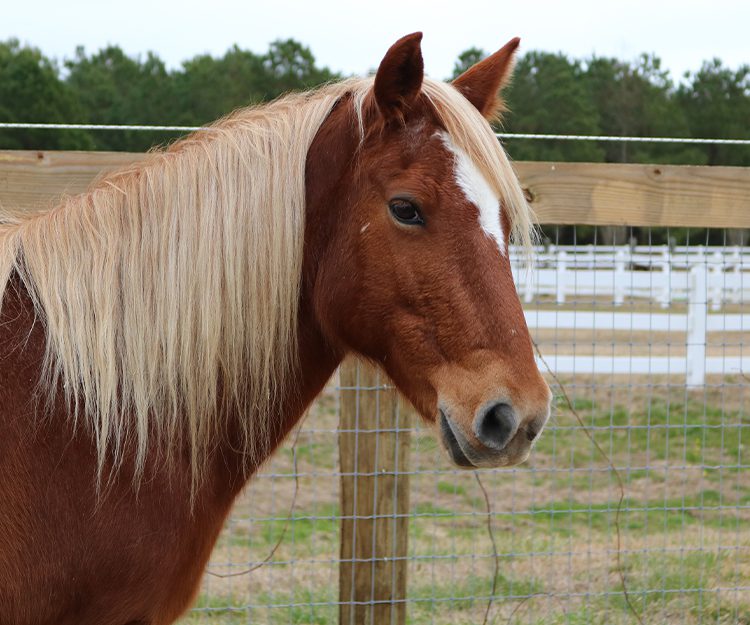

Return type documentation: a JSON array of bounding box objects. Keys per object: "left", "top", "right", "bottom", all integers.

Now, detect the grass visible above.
[
  {"left": 220, "top": 503, "right": 340, "bottom": 552},
  {"left": 181, "top": 595, "right": 248, "bottom": 625},
  {"left": 179, "top": 375, "right": 750, "bottom": 625},
  {"left": 523, "top": 488, "right": 750, "bottom": 535}
]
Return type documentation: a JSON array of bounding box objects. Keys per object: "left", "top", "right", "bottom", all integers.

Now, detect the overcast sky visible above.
[{"left": 3, "top": 0, "right": 748, "bottom": 81}]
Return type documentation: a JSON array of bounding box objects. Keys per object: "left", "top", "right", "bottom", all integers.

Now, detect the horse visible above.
[{"left": 0, "top": 33, "right": 551, "bottom": 625}]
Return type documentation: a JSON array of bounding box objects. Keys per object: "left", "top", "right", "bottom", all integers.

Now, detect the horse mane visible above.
[{"left": 0, "top": 77, "right": 533, "bottom": 487}]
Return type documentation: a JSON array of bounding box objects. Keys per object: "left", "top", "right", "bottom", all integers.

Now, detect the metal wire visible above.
[
  {"left": 2, "top": 121, "right": 750, "bottom": 145},
  {"left": 0, "top": 122, "right": 201, "bottom": 132},
  {"left": 496, "top": 132, "right": 750, "bottom": 145}
]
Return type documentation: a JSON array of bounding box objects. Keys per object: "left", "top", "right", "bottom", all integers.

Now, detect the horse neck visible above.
[{"left": 219, "top": 313, "right": 340, "bottom": 487}]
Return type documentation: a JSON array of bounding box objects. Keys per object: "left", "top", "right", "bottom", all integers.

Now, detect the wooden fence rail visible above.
[{"left": 2, "top": 150, "right": 750, "bottom": 227}]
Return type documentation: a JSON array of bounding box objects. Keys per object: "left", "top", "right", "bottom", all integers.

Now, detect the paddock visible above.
[{"left": 1, "top": 147, "right": 748, "bottom": 624}]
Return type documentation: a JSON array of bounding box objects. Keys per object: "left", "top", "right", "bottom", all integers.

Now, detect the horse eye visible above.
[{"left": 388, "top": 199, "right": 424, "bottom": 226}]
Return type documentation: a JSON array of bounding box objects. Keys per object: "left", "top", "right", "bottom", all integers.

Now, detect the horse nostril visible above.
[{"left": 474, "top": 402, "right": 517, "bottom": 451}]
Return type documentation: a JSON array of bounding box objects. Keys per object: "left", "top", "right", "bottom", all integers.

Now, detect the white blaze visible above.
[{"left": 439, "top": 132, "right": 505, "bottom": 255}]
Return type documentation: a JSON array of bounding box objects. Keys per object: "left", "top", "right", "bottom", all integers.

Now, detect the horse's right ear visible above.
[
  {"left": 452, "top": 38, "right": 520, "bottom": 120},
  {"left": 374, "top": 32, "right": 424, "bottom": 122}
]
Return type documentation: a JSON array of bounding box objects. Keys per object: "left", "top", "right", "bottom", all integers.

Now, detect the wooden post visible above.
[{"left": 339, "top": 359, "right": 411, "bottom": 625}]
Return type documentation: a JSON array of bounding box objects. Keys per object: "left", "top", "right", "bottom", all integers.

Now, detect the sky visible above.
[{"left": 3, "top": 0, "right": 748, "bottom": 81}]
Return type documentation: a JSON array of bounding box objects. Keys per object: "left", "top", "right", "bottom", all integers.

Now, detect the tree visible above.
[
  {"left": 584, "top": 54, "right": 703, "bottom": 165},
  {"left": 501, "top": 51, "right": 604, "bottom": 162},
  {"left": 0, "top": 39, "right": 92, "bottom": 150},
  {"left": 174, "top": 40, "right": 339, "bottom": 127},
  {"left": 678, "top": 60, "right": 750, "bottom": 166},
  {"left": 65, "top": 46, "right": 178, "bottom": 151},
  {"left": 175, "top": 46, "right": 268, "bottom": 125},
  {"left": 261, "top": 39, "right": 338, "bottom": 96}
]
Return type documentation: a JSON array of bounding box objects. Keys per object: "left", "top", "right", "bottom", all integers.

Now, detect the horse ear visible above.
[
  {"left": 374, "top": 32, "right": 424, "bottom": 122},
  {"left": 452, "top": 37, "right": 520, "bottom": 119}
]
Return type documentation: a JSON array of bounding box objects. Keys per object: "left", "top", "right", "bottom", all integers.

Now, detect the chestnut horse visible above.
[{"left": 0, "top": 33, "right": 551, "bottom": 624}]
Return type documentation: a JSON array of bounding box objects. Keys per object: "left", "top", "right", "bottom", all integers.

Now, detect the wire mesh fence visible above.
[
  {"left": 0, "top": 125, "right": 747, "bottom": 623},
  {"left": 184, "top": 227, "right": 749, "bottom": 625}
]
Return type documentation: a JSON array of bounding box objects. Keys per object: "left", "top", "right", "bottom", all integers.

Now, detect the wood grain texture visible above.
[
  {"left": 515, "top": 161, "right": 750, "bottom": 227},
  {"left": 339, "top": 360, "right": 411, "bottom": 625},
  {"left": 0, "top": 150, "right": 141, "bottom": 214},
  {"left": 1, "top": 150, "right": 749, "bottom": 227}
]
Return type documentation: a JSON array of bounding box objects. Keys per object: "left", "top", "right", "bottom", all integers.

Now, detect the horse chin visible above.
[
  {"left": 439, "top": 410, "right": 476, "bottom": 468},
  {"left": 438, "top": 409, "right": 534, "bottom": 469}
]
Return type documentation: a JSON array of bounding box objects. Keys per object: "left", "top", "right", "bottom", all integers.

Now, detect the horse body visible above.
[
  {"left": 0, "top": 274, "right": 340, "bottom": 625},
  {"left": 0, "top": 34, "right": 551, "bottom": 624}
]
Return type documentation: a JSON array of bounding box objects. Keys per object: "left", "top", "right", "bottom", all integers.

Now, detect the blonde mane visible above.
[{"left": 0, "top": 77, "right": 533, "bottom": 486}]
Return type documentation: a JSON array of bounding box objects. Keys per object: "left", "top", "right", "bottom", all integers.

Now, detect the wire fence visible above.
[
  {"left": 184, "top": 228, "right": 749, "bottom": 625},
  {"left": 0, "top": 126, "right": 747, "bottom": 624},
  {"left": 3, "top": 122, "right": 750, "bottom": 145}
]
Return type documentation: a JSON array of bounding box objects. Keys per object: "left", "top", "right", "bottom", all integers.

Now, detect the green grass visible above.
[
  {"left": 437, "top": 480, "right": 468, "bottom": 496},
  {"left": 252, "top": 588, "right": 337, "bottom": 625},
  {"left": 535, "top": 394, "right": 749, "bottom": 473},
  {"left": 219, "top": 502, "right": 340, "bottom": 551},
  {"left": 523, "top": 488, "right": 750, "bottom": 535},
  {"left": 408, "top": 573, "right": 545, "bottom": 624},
  {"left": 185, "top": 588, "right": 338, "bottom": 625},
  {"left": 522, "top": 548, "right": 750, "bottom": 625},
  {"left": 181, "top": 595, "right": 249, "bottom": 625},
  {"left": 291, "top": 439, "right": 338, "bottom": 467}
]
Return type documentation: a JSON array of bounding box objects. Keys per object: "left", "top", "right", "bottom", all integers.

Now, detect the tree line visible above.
[
  {"left": 1, "top": 38, "right": 748, "bottom": 243},
  {"left": 0, "top": 38, "right": 337, "bottom": 152}
]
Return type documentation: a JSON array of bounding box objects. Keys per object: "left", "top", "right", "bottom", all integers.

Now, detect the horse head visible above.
[{"left": 308, "top": 33, "right": 552, "bottom": 469}]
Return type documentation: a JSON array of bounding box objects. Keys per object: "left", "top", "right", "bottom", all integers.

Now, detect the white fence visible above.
[
  {"left": 512, "top": 245, "right": 750, "bottom": 309},
  {"left": 514, "top": 246, "right": 750, "bottom": 387}
]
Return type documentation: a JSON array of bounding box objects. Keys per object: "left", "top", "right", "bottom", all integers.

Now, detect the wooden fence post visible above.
[{"left": 339, "top": 359, "right": 411, "bottom": 625}]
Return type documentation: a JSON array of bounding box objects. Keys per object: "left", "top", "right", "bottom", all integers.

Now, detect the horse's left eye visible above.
[{"left": 388, "top": 199, "right": 424, "bottom": 226}]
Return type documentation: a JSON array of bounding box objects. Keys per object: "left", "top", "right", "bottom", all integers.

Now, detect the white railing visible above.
[
  {"left": 511, "top": 245, "right": 749, "bottom": 310},
  {"left": 517, "top": 249, "right": 750, "bottom": 386}
]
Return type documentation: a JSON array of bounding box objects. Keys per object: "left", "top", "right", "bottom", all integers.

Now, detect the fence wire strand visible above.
[{"left": 3, "top": 121, "right": 750, "bottom": 145}]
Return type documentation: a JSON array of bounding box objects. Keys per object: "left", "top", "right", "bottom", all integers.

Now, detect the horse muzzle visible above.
[{"left": 438, "top": 400, "right": 549, "bottom": 468}]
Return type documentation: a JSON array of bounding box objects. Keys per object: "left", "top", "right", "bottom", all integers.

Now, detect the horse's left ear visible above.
[
  {"left": 453, "top": 37, "right": 520, "bottom": 119},
  {"left": 374, "top": 32, "right": 424, "bottom": 122}
]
